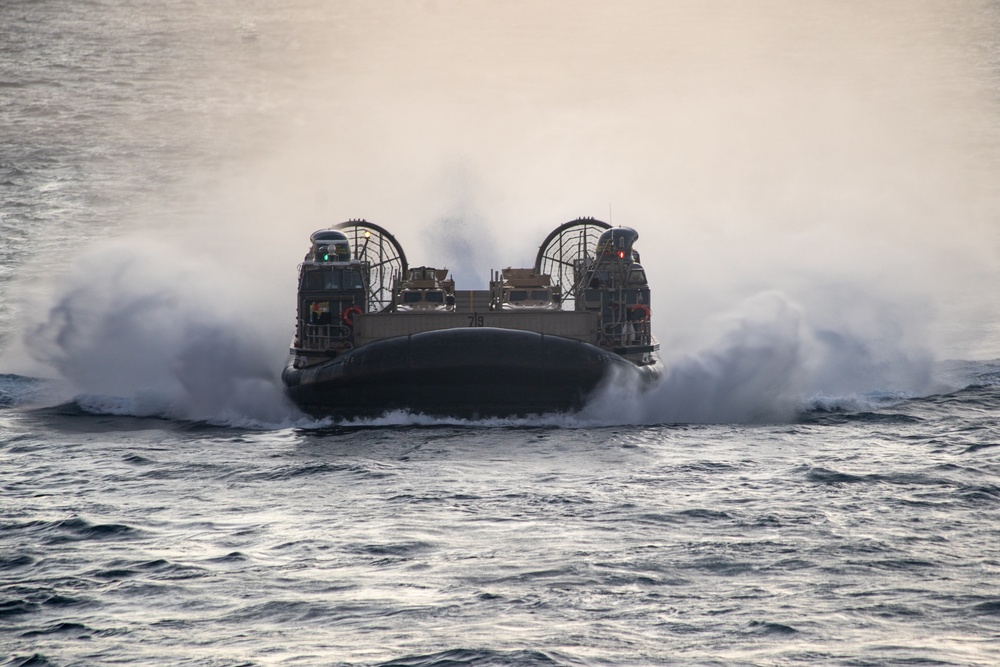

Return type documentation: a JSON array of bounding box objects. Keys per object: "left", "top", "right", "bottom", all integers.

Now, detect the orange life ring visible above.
[
  {"left": 341, "top": 305, "right": 363, "bottom": 326},
  {"left": 629, "top": 304, "right": 650, "bottom": 322}
]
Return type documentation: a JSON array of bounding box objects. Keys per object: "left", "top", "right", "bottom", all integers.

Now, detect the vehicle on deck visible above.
[
  {"left": 394, "top": 267, "right": 456, "bottom": 312},
  {"left": 490, "top": 268, "right": 562, "bottom": 311}
]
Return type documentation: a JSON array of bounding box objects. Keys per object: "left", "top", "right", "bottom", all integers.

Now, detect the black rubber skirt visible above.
[{"left": 282, "top": 327, "right": 658, "bottom": 418}]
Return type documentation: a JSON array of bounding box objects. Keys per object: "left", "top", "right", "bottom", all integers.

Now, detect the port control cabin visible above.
[{"left": 295, "top": 230, "right": 368, "bottom": 353}]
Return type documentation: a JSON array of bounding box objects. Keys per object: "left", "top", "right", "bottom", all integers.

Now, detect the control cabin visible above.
[
  {"left": 574, "top": 228, "right": 653, "bottom": 350},
  {"left": 295, "top": 230, "right": 368, "bottom": 354}
]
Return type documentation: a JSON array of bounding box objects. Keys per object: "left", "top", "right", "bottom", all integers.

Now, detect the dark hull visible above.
[{"left": 282, "top": 327, "right": 661, "bottom": 418}]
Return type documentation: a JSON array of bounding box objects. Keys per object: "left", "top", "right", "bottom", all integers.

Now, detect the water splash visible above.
[
  {"left": 21, "top": 240, "right": 302, "bottom": 427},
  {"left": 580, "top": 291, "right": 937, "bottom": 425},
  {"left": 18, "top": 244, "right": 940, "bottom": 428}
]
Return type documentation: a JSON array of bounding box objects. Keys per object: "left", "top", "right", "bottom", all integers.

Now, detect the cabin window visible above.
[
  {"left": 343, "top": 270, "right": 365, "bottom": 289},
  {"left": 304, "top": 270, "right": 324, "bottom": 291},
  {"left": 509, "top": 290, "right": 528, "bottom": 301},
  {"left": 627, "top": 269, "right": 647, "bottom": 286},
  {"left": 314, "top": 241, "right": 351, "bottom": 262},
  {"left": 304, "top": 270, "right": 343, "bottom": 290},
  {"left": 530, "top": 290, "right": 549, "bottom": 301},
  {"left": 402, "top": 292, "right": 422, "bottom": 304},
  {"left": 425, "top": 291, "right": 444, "bottom": 303},
  {"left": 304, "top": 270, "right": 365, "bottom": 291},
  {"left": 324, "top": 271, "right": 342, "bottom": 290}
]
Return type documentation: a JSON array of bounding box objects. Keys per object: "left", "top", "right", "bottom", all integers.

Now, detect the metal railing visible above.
[
  {"left": 300, "top": 323, "right": 354, "bottom": 351},
  {"left": 599, "top": 320, "right": 651, "bottom": 348}
]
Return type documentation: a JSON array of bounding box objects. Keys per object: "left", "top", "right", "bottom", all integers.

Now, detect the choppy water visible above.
[
  {"left": 3, "top": 1, "right": 1000, "bottom": 665},
  {"left": 3, "top": 369, "right": 1000, "bottom": 666}
]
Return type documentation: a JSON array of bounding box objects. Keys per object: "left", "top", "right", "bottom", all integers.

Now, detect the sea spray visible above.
[
  {"left": 581, "top": 291, "right": 936, "bottom": 425},
  {"left": 22, "top": 240, "right": 301, "bottom": 425},
  {"left": 22, "top": 242, "right": 940, "bottom": 427}
]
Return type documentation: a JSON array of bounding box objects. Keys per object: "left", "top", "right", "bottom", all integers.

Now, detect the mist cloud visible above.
[{"left": 22, "top": 241, "right": 299, "bottom": 425}]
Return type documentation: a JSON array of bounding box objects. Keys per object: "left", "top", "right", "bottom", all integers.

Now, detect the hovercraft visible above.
[{"left": 281, "top": 218, "right": 662, "bottom": 418}]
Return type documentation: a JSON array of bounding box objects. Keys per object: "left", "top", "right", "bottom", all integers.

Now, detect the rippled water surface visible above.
[
  {"left": 3, "top": 1, "right": 1000, "bottom": 665},
  {"left": 3, "top": 382, "right": 1000, "bottom": 665}
]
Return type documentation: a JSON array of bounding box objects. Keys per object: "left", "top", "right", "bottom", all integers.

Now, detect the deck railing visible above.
[
  {"left": 600, "top": 320, "right": 651, "bottom": 348},
  {"left": 300, "top": 323, "right": 354, "bottom": 351}
]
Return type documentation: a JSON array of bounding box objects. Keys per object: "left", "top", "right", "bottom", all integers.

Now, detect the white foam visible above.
[
  {"left": 19, "top": 240, "right": 303, "bottom": 427},
  {"left": 578, "top": 291, "right": 937, "bottom": 425}
]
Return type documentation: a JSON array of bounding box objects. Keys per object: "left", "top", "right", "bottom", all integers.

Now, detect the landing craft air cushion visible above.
[{"left": 281, "top": 218, "right": 662, "bottom": 418}]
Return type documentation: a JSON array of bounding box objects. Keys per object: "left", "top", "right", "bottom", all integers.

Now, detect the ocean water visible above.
[{"left": 3, "top": 1, "right": 1000, "bottom": 665}]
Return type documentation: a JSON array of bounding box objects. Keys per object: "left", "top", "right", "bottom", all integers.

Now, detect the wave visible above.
[
  {"left": 6, "top": 362, "right": 999, "bottom": 431},
  {"left": 373, "top": 649, "right": 577, "bottom": 667},
  {"left": 4, "top": 654, "right": 60, "bottom": 667},
  {"left": 0, "top": 373, "right": 51, "bottom": 408},
  {"left": 1, "top": 517, "right": 143, "bottom": 546},
  {"left": 62, "top": 394, "right": 316, "bottom": 431},
  {"left": 13, "top": 390, "right": 327, "bottom": 432}
]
